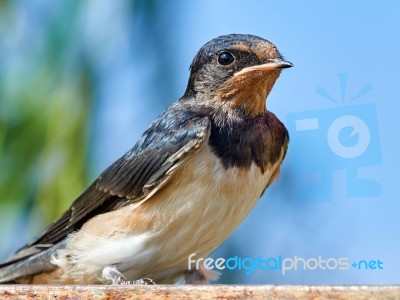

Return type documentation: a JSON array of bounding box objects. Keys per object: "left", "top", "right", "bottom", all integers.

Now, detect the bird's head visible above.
[{"left": 185, "top": 34, "right": 292, "bottom": 116}]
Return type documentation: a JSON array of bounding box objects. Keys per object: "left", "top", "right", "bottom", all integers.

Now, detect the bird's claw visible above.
[{"left": 128, "top": 278, "right": 156, "bottom": 285}]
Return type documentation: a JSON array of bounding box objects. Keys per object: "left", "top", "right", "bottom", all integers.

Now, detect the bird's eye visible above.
[{"left": 217, "top": 52, "right": 235, "bottom": 65}]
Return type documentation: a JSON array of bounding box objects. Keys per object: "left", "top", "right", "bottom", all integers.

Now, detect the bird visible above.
[{"left": 0, "top": 34, "right": 292, "bottom": 285}]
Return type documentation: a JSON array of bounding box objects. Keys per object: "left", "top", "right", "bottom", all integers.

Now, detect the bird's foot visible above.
[
  {"left": 102, "top": 266, "right": 127, "bottom": 285},
  {"left": 123, "top": 278, "right": 156, "bottom": 285},
  {"left": 102, "top": 266, "right": 155, "bottom": 285},
  {"left": 185, "top": 267, "right": 221, "bottom": 284}
]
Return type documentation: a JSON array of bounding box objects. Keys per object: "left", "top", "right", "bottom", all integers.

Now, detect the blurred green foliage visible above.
[
  {"left": 0, "top": 1, "right": 93, "bottom": 233},
  {"left": 0, "top": 0, "right": 173, "bottom": 261}
]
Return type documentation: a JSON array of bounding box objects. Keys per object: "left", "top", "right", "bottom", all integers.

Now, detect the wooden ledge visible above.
[{"left": 0, "top": 285, "right": 399, "bottom": 300}]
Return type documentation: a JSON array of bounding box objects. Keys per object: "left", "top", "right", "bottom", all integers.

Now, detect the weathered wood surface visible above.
[{"left": 0, "top": 285, "right": 399, "bottom": 300}]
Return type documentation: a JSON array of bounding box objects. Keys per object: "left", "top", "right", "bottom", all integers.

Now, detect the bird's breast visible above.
[
  {"left": 121, "top": 139, "right": 286, "bottom": 281},
  {"left": 209, "top": 111, "right": 289, "bottom": 173}
]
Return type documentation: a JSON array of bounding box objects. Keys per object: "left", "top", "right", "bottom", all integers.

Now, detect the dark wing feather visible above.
[{"left": 1, "top": 103, "right": 210, "bottom": 268}]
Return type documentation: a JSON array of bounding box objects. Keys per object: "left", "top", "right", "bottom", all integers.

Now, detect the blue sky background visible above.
[{"left": 1, "top": 0, "right": 399, "bottom": 284}]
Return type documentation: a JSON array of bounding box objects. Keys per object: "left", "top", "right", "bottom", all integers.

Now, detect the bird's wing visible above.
[{"left": 2, "top": 105, "right": 211, "bottom": 267}]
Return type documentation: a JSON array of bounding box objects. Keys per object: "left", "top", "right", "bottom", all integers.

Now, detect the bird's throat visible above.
[{"left": 216, "top": 70, "right": 281, "bottom": 115}]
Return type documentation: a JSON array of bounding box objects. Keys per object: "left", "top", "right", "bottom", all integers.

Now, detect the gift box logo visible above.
[{"left": 286, "top": 74, "right": 381, "bottom": 202}]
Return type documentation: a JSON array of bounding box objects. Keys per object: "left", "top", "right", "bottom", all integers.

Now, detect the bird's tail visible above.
[{"left": 0, "top": 241, "right": 64, "bottom": 283}]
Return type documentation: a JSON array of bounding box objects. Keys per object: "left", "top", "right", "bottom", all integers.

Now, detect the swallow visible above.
[{"left": 0, "top": 34, "right": 292, "bottom": 285}]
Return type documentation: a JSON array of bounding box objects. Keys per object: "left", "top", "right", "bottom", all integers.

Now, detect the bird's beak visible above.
[{"left": 234, "top": 59, "right": 293, "bottom": 77}]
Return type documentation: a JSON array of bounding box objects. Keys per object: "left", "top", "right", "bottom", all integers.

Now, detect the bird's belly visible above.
[{"left": 54, "top": 144, "right": 283, "bottom": 283}]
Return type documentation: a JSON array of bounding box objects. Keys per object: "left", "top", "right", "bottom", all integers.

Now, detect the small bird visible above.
[{"left": 0, "top": 34, "right": 292, "bottom": 285}]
